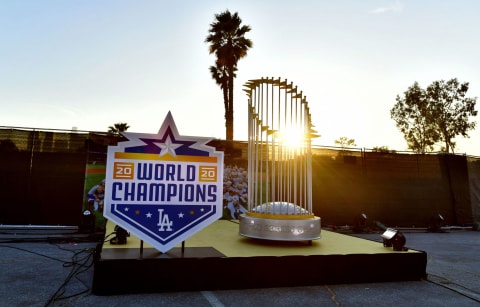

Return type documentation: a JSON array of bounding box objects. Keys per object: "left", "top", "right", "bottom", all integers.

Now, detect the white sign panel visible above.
[{"left": 104, "top": 112, "right": 224, "bottom": 253}]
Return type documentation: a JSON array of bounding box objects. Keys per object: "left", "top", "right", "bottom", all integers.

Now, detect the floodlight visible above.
[
  {"left": 353, "top": 213, "right": 368, "bottom": 233},
  {"left": 79, "top": 209, "right": 95, "bottom": 233},
  {"left": 427, "top": 213, "right": 444, "bottom": 233},
  {"left": 110, "top": 226, "right": 130, "bottom": 245},
  {"left": 381, "top": 228, "right": 407, "bottom": 251}
]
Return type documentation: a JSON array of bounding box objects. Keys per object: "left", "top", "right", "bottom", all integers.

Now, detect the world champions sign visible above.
[{"left": 104, "top": 112, "right": 224, "bottom": 253}]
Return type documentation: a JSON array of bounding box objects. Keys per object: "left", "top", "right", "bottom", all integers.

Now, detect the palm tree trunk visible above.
[
  {"left": 222, "top": 82, "right": 229, "bottom": 140},
  {"left": 226, "top": 68, "right": 235, "bottom": 141}
]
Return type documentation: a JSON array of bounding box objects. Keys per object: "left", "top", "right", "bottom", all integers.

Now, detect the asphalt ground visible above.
[{"left": 0, "top": 228, "right": 479, "bottom": 307}]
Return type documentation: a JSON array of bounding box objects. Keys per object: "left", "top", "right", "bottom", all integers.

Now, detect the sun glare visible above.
[{"left": 277, "top": 128, "right": 305, "bottom": 149}]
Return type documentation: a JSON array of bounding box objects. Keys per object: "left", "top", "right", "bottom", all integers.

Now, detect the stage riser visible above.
[{"left": 92, "top": 252, "right": 426, "bottom": 295}]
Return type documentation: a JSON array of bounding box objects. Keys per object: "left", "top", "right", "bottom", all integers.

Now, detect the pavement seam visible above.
[
  {"left": 201, "top": 291, "right": 225, "bottom": 307},
  {"left": 325, "top": 285, "right": 342, "bottom": 306}
]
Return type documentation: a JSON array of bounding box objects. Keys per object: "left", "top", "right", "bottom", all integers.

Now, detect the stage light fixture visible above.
[
  {"left": 427, "top": 213, "right": 444, "bottom": 233},
  {"left": 381, "top": 228, "right": 407, "bottom": 251},
  {"left": 353, "top": 213, "right": 368, "bottom": 233},
  {"left": 79, "top": 209, "right": 95, "bottom": 233},
  {"left": 110, "top": 225, "right": 130, "bottom": 245}
]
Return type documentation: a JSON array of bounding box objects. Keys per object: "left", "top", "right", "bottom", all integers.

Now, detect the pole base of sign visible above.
[{"left": 92, "top": 220, "right": 426, "bottom": 295}]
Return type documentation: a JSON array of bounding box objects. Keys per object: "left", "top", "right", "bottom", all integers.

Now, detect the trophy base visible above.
[{"left": 239, "top": 214, "right": 321, "bottom": 241}]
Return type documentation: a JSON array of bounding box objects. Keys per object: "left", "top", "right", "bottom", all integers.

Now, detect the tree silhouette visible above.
[
  {"left": 391, "top": 82, "right": 438, "bottom": 153},
  {"left": 108, "top": 123, "right": 130, "bottom": 135},
  {"left": 391, "top": 78, "right": 477, "bottom": 153},
  {"left": 427, "top": 79, "right": 477, "bottom": 153},
  {"left": 334, "top": 137, "right": 356, "bottom": 149},
  {"left": 206, "top": 10, "right": 252, "bottom": 141},
  {"left": 372, "top": 146, "right": 396, "bottom": 154}
]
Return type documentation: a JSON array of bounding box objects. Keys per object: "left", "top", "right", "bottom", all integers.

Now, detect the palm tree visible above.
[
  {"left": 108, "top": 123, "right": 130, "bottom": 135},
  {"left": 209, "top": 61, "right": 237, "bottom": 124},
  {"left": 205, "top": 10, "right": 252, "bottom": 141}
]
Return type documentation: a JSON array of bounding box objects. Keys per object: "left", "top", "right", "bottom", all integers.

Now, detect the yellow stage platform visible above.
[
  {"left": 92, "top": 220, "right": 427, "bottom": 295},
  {"left": 101, "top": 220, "right": 415, "bottom": 257}
]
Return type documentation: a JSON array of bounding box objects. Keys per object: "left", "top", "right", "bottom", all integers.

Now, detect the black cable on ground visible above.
[
  {"left": 0, "top": 239, "right": 99, "bottom": 306},
  {"left": 0, "top": 244, "right": 69, "bottom": 263},
  {"left": 44, "top": 245, "right": 96, "bottom": 306},
  {"left": 425, "top": 275, "right": 480, "bottom": 303}
]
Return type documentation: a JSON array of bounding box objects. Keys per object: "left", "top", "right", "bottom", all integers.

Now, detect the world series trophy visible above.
[{"left": 239, "top": 77, "right": 321, "bottom": 241}]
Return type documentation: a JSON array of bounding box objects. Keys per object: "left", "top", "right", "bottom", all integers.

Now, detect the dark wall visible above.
[
  {"left": 311, "top": 153, "right": 472, "bottom": 227},
  {"left": 467, "top": 158, "right": 480, "bottom": 223},
  {"left": 0, "top": 151, "right": 87, "bottom": 225}
]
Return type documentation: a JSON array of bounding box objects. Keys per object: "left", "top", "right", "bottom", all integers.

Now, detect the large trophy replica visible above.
[{"left": 239, "top": 77, "right": 321, "bottom": 241}]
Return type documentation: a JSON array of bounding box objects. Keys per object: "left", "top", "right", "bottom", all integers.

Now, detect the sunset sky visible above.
[{"left": 1, "top": 0, "right": 479, "bottom": 155}]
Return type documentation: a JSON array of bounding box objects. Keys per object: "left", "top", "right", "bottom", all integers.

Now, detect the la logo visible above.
[{"left": 158, "top": 209, "right": 173, "bottom": 232}]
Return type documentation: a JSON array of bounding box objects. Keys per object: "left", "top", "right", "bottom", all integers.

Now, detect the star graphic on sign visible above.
[
  {"left": 178, "top": 212, "right": 184, "bottom": 218},
  {"left": 118, "top": 112, "right": 214, "bottom": 157},
  {"left": 155, "top": 134, "right": 182, "bottom": 157},
  {"left": 146, "top": 212, "right": 152, "bottom": 218}
]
